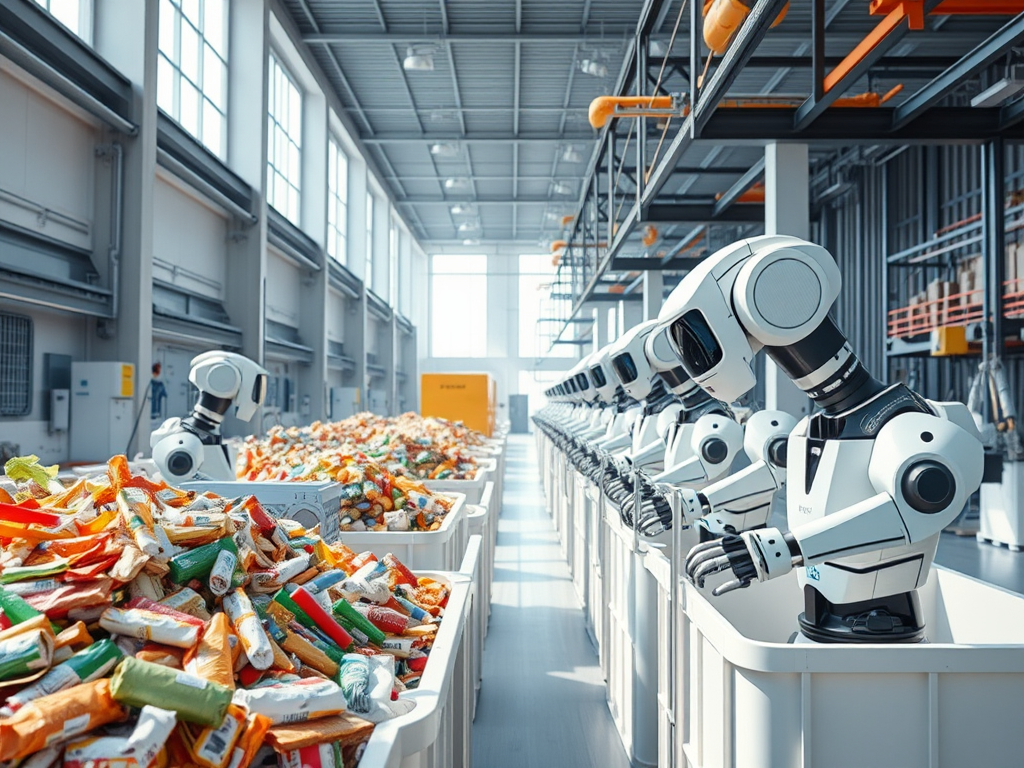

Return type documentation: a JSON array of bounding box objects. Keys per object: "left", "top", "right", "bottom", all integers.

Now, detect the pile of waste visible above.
[
  {"left": 239, "top": 413, "right": 486, "bottom": 484},
  {"left": 0, "top": 455, "right": 453, "bottom": 767}
]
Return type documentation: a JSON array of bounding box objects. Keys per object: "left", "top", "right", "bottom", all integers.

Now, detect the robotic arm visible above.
[
  {"left": 686, "top": 407, "right": 983, "bottom": 595},
  {"left": 151, "top": 351, "right": 268, "bottom": 482}
]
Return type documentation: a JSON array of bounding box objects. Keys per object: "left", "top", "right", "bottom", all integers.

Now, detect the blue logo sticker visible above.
[{"left": 805, "top": 566, "right": 820, "bottom": 581}]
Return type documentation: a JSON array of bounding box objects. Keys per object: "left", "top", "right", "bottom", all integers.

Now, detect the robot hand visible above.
[{"left": 685, "top": 527, "right": 801, "bottom": 596}]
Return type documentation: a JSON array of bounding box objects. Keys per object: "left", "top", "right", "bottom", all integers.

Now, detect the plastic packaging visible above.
[
  {"left": 264, "top": 712, "right": 375, "bottom": 752},
  {"left": 62, "top": 704, "right": 176, "bottom": 768},
  {"left": 331, "top": 599, "right": 386, "bottom": 646},
  {"left": 222, "top": 588, "right": 274, "bottom": 671},
  {"left": 0, "top": 679, "right": 127, "bottom": 762},
  {"left": 185, "top": 612, "right": 236, "bottom": 689},
  {"left": 110, "top": 656, "right": 232, "bottom": 728},
  {"left": 98, "top": 607, "right": 200, "bottom": 648},
  {"left": 1, "top": 638, "right": 122, "bottom": 714},
  {"left": 232, "top": 677, "right": 348, "bottom": 725}
]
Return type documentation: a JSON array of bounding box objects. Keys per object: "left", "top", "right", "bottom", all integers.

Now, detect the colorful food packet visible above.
[
  {"left": 110, "top": 657, "right": 233, "bottom": 728},
  {"left": 0, "top": 622, "right": 55, "bottom": 684},
  {"left": 276, "top": 743, "right": 344, "bottom": 768},
  {"left": 185, "top": 612, "right": 236, "bottom": 689},
  {"left": 337, "top": 561, "right": 392, "bottom": 605},
  {"left": 337, "top": 653, "right": 414, "bottom": 723},
  {"left": 231, "top": 678, "right": 348, "bottom": 725},
  {"left": 159, "top": 587, "right": 212, "bottom": 620},
  {"left": 0, "top": 638, "right": 122, "bottom": 715},
  {"left": 186, "top": 703, "right": 247, "bottom": 768},
  {"left": 225, "top": 712, "right": 272, "bottom": 768},
  {"left": 118, "top": 488, "right": 163, "bottom": 557},
  {"left": 99, "top": 607, "right": 200, "bottom": 649},
  {"left": 222, "top": 588, "right": 274, "bottom": 670},
  {"left": 62, "top": 704, "right": 177, "bottom": 768},
  {"left": 330, "top": 599, "right": 386, "bottom": 647},
  {"left": 0, "top": 679, "right": 128, "bottom": 762},
  {"left": 264, "top": 712, "right": 375, "bottom": 753}
]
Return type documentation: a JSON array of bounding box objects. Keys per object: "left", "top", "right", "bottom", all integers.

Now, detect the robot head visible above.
[
  {"left": 608, "top": 320, "right": 659, "bottom": 401},
  {"left": 189, "top": 351, "right": 269, "bottom": 423},
  {"left": 587, "top": 345, "right": 618, "bottom": 403},
  {"left": 567, "top": 358, "right": 596, "bottom": 404},
  {"left": 657, "top": 235, "right": 841, "bottom": 403},
  {"left": 643, "top": 327, "right": 698, "bottom": 397}
]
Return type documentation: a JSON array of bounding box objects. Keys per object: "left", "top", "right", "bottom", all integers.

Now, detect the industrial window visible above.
[
  {"left": 0, "top": 313, "right": 33, "bottom": 417},
  {"left": 32, "top": 0, "right": 91, "bottom": 42},
  {"left": 157, "top": 0, "right": 228, "bottom": 158},
  {"left": 431, "top": 255, "right": 487, "bottom": 358},
  {"left": 365, "top": 193, "right": 375, "bottom": 289},
  {"left": 519, "top": 253, "right": 574, "bottom": 359},
  {"left": 267, "top": 53, "right": 302, "bottom": 226},
  {"left": 327, "top": 138, "right": 348, "bottom": 264},
  {"left": 389, "top": 223, "right": 399, "bottom": 307}
]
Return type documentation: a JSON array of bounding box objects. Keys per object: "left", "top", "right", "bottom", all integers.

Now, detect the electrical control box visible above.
[
  {"left": 421, "top": 373, "right": 495, "bottom": 436},
  {"left": 70, "top": 362, "right": 135, "bottom": 462},
  {"left": 330, "top": 387, "right": 360, "bottom": 420}
]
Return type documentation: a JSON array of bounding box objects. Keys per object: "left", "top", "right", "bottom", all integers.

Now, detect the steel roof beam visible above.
[
  {"left": 892, "top": 12, "right": 1024, "bottom": 130},
  {"left": 712, "top": 157, "right": 765, "bottom": 218}
]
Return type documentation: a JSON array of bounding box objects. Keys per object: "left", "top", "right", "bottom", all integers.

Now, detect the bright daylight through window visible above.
[
  {"left": 33, "top": 0, "right": 90, "bottom": 41},
  {"left": 158, "top": 0, "right": 228, "bottom": 158},
  {"left": 519, "top": 253, "right": 574, "bottom": 358},
  {"left": 267, "top": 52, "right": 302, "bottom": 225},
  {"left": 432, "top": 255, "right": 487, "bottom": 358},
  {"left": 327, "top": 138, "right": 348, "bottom": 264}
]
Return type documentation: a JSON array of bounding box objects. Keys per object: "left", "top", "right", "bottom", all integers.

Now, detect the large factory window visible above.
[
  {"left": 0, "top": 313, "right": 33, "bottom": 417},
  {"left": 431, "top": 254, "right": 487, "bottom": 358},
  {"left": 157, "top": 0, "right": 229, "bottom": 157},
  {"left": 327, "top": 138, "right": 348, "bottom": 264},
  {"left": 267, "top": 52, "right": 303, "bottom": 225},
  {"left": 32, "top": 0, "right": 91, "bottom": 42}
]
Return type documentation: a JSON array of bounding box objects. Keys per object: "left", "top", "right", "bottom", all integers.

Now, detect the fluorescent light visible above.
[
  {"left": 444, "top": 177, "right": 471, "bottom": 190},
  {"left": 971, "top": 69, "right": 1024, "bottom": 107},
  {"left": 462, "top": 238, "right": 480, "bottom": 245},
  {"left": 430, "top": 142, "right": 458, "bottom": 157},
  {"left": 450, "top": 203, "right": 474, "bottom": 215},
  {"left": 403, "top": 47, "right": 434, "bottom": 71},
  {"left": 580, "top": 59, "right": 607, "bottom": 78},
  {"left": 553, "top": 181, "right": 574, "bottom": 196},
  {"left": 457, "top": 221, "right": 479, "bottom": 233},
  {"left": 562, "top": 146, "right": 582, "bottom": 163}
]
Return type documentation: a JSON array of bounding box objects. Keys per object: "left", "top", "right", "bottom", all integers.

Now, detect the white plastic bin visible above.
[
  {"left": 358, "top": 548, "right": 477, "bottom": 768},
  {"left": 180, "top": 479, "right": 346, "bottom": 543},
  {"left": 680, "top": 566, "right": 1024, "bottom": 768},
  {"left": 571, "top": 473, "right": 592, "bottom": 610},
  {"left": 337, "top": 493, "right": 468, "bottom": 571},
  {"left": 465, "top": 482, "right": 496, "bottom": 641},
  {"left": 585, "top": 482, "right": 605, "bottom": 654},
  {"left": 424, "top": 458, "right": 496, "bottom": 506},
  {"left": 458, "top": 535, "right": 485, "bottom": 721}
]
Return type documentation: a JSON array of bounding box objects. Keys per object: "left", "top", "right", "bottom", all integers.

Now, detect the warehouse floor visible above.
[{"left": 472, "top": 436, "right": 631, "bottom": 768}]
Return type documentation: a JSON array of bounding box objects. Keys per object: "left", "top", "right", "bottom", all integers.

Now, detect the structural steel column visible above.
[
  {"left": 642, "top": 271, "right": 663, "bottom": 322},
  {"left": 764, "top": 143, "right": 812, "bottom": 418}
]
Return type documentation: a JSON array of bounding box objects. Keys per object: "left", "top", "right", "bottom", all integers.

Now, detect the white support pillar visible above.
[
  {"left": 764, "top": 143, "right": 813, "bottom": 419},
  {"left": 642, "top": 271, "right": 663, "bottom": 321},
  {"left": 593, "top": 305, "right": 611, "bottom": 352},
  {"left": 620, "top": 298, "right": 643, "bottom": 334}
]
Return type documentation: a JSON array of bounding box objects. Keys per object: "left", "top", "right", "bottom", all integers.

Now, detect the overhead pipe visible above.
[
  {"left": 95, "top": 143, "right": 123, "bottom": 320},
  {"left": 703, "top": 0, "right": 789, "bottom": 56},
  {"left": 0, "top": 30, "right": 137, "bottom": 136}
]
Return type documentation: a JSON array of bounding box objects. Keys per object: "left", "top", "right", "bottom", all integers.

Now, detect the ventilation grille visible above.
[{"left": 0, "top": 313, "right": 32, "bottom": 416}]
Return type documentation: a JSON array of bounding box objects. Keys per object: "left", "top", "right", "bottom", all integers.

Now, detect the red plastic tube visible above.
[
  {"left": 288, "top": 586, "right": 354, "bottom": 651},
  {"left": 0, "top": 503, "right": 60, "bottom": 527}
]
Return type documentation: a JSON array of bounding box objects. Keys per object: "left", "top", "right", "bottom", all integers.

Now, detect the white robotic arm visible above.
[
  {"left": 687, "top": 408, "right": 984, "bottom": 595},
  {"left": 151, "top": 352, "right": 268, "bottom": 482}
]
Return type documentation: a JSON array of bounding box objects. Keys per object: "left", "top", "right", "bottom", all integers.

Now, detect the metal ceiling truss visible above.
[{"left": 547, "top": 0, "right": 1024, "bottom": 351}]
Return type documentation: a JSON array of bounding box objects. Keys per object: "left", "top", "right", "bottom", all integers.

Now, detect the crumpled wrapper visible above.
[
  {"left": 231, "top": 678, "right": 348, "bottom": 725},
  {"left": 264, "top": 711, "right": 375, "bottom": 752},
  {"left": 99, "top": 607, "right": 200, "bottom": 649},
  {"left": 62, "top": 704, "right": 177, "bottom": 768},
  {"left": 0, "top": 679, "right": 128, "bottom": 762}
]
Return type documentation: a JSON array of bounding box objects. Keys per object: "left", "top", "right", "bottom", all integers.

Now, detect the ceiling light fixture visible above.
[
  {"left": 444, "top": 177, "right": 471, "bottom": 190},
  {"left": 430, "top": 142, "right": 459, "bottom": 157},
  {"left": 552, "top": 181, "right": 574, "bottom": 196},
  {"left": 450, "top": 203, "right": 475, "bottom": 215},
  {"left": 971, "top": 65, "right": 1024, "bottom": 107},
  {"left": 403, "top": 46, "right": 435, "bottom": 71},
  {"left": 562, "top": 146, "right": 582, "bottom": 163},
  {"left": 457, "top": 221, "right": 479, "bottom": 233},
  {"left": 462, "top": 238, "right": 481, "bottom": 245},
  {"left": 579, "top": 59, "right": 608, "bottom": 78}
]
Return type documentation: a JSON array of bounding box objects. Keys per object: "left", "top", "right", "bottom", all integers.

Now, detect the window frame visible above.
[
  {"left": 266, "top": 50, "right": 303, "bottom": 226},
  {"left": 33, "top": 0, "right": 92, "bottom": 43},
  {"left": 365, "top": 192, "right": 375, "bottom": 289},
  {"left": 430, "top": 254, "right": 488, "bottom": 358},
  {"left": 157, "top": 0, "right": 229, "bottom": 158},
  {"left": 327, "top": 136, "right": 349, "bottom": 264}
]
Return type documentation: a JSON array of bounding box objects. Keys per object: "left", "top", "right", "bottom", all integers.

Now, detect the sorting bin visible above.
[
  {"left": 679, "top": 566, "right": 1024, "bottom": 768},
  {"left": 337, "top": 493, "right": 468, "bottom": 571},
  {"left": 358, "top": 542, "right": 478, "bottom": 768}
]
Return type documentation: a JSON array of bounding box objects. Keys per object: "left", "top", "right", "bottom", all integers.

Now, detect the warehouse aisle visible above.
[{"left": 472, "top": 435, "right": 630, "bottom": 768}]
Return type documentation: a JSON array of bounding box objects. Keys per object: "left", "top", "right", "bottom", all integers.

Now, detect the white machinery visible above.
[
  {"left": 70, "top": 362, "right": 135, "bottom": 463},
  {"left": 657, "top": 234, "right": 983, "bottom": 643},
  {"left": 151, "top": 351, "right": 268, "bottom": 482}
]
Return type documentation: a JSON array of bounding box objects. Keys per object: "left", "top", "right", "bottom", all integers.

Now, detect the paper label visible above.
[
  {"left": 4, "top": 578, "right": 59, "bottom": 596},
  {"left": 53, "top": 714, "right": 91, "bottom": 743},
  {"left": 197, "top": 712, "right": 242, "bottom": 767},
  {"left": 175, "top": 671, "right": 209, "bottom": 690},
  {"left": 280, "top": 711, "right": 311, "bottom": 724},
  {"left": 381, "top": 638, "right": 414, "bottom": 653}
]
